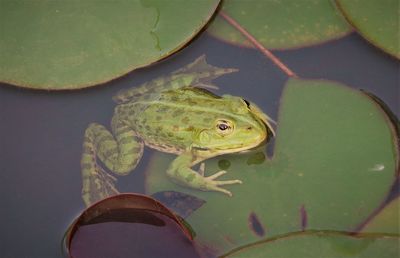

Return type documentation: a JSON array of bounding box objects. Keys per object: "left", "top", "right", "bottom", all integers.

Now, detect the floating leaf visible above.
[
  {"left": 0, "top": 0, "right": 220, "bottom": 90},
  {"left": 336, "top": 0, "right": 400, "bottom": 59},
  {"left": 207, "top": 0, "right": 352, "bottom": 49},
  {"left": 63, "top": 194, "right": 198, "bottom": 258},
  {"left": 221, "top": 231, "right": 400, "bottom": 258},
  {"left": 145, "top": 78, "right": 398, "bottom": 254},
  {"left": 361, "top": 197, "right": 400, "bottom": 234}
]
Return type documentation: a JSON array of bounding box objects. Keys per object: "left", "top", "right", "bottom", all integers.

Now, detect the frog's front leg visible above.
[
  {"left": 81, "top": 122, "right": 143, "bottom": 206},
  {"left": 166, "top": 153, "right": 242, "bottom": 196}
]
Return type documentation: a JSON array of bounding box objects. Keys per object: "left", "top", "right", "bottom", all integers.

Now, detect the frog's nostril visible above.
[{"left": 247, "top": 127, "right": 252, "bottom": 130}]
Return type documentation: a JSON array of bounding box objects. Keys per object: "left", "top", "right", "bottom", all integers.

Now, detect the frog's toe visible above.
[
  {"left": 214, "top": 179, "right": 243, "bottom": 186},
  {"left": 205, "top": 170, "right": 227, "bottom": 180},
  {"left": 205, "top": 170, "right": 242, "bottom": 185},
  {"left": 213, "top": 187, "right": 233, "bottom": 197},
  {"left": 206, "top": 183, "right": 240, "bottom": 197},
  {"left": 203, "top": 171, "right": 242, "bottom": 197}
]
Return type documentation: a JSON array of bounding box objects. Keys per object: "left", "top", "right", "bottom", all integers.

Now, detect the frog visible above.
[{"left": 80, "top": 55, "right": 275, "bottom": 207}]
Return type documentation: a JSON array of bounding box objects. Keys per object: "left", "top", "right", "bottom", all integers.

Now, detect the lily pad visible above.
[
  {"left": 0, "top": 0, "right": 220, "bottom": 90},
  {"left": 336, "top": 0, "right": 400, "bottom": 59},
  {"left": 221, "top": 231, "right": 400, "bottom": 258},
  {"left": 145, "top": 78, "right": 398, "bottom": 254},
  {"left": 64, "top": 194, "right": 198, "bottom": 258},
  {"left": 361, "top": 197, "right": 400, "bottom": 234},
  {"left": 207, "top": 0, "right": 352, "bottom": 50}
]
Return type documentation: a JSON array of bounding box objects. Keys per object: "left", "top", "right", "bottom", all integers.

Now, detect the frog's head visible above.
[{"left": 193, "top": 97, "right": 274, "bottom": 156}]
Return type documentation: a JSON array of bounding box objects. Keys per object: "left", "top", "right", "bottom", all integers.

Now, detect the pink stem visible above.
[{"left": 219, "top": 11, "right": 297, "bottom": 78}]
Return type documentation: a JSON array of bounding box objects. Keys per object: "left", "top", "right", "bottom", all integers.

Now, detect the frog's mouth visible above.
[
  {"left": 215, "top": 141, "right": 265, "bottom": 155},
  {"left": 207, "top": 133, "right": 267, "bottom": 155}
]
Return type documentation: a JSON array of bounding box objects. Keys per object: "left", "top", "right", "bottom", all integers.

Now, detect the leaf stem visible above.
[{"left": 219, "top": 11, "right": 297, "bottom": 78}]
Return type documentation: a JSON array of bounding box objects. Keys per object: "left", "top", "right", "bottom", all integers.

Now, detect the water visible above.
[{"left": 0, "top": 30, "right": 398, "bottom": 257}]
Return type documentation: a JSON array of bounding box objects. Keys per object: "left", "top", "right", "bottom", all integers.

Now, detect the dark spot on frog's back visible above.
[
  {"left": 172, "top": 110, "right": 181, "bottom": 118},
  {"left": 176, "top": 136, "right": 184, "bottom": 141},
  {"left": 181, "top": 117, "right": 190, "bottom": 123},
  {"left": 170, "top": 96, "right": 179, "bottom": 102},
  {"left": 172, "top": 125, "right": 179, "bottom": 131},
  {"left": 184, "top": 126, "right": 194, "bottom": 131}
]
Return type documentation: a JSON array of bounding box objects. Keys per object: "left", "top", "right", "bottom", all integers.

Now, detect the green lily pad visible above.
[
  {"left": 336, "top": 0, "right": 400, "bottom": 59},
  {"left": 207, "top": 0, "right": 352, "bottom": 50},
  {"left": 221, "top": 231, "right": 400, "bottom": 258},
  {"left": 145, "top": 78, "right": 398, "bottom": 254},
  {"left": 0, "top": 0, "right": 220, "bottom": 90},
  {"left": 361, "top": 197, "right": 400, "bottom": 234}
]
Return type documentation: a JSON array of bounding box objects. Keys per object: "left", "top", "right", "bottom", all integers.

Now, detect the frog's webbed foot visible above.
[
  {"left": 198, "top": 163, "right": 242, "bottom": 197},
  {"left": 167, "top": 155, "right": 242, "bottom": 197},
  {"left": 82, "top": 165, "right": 119, "bottom": 207}
]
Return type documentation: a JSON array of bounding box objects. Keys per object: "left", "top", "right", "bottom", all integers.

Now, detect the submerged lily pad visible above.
[
  {"left": 336, "top": 0, "right": 400, "bottom": 59},
  {"left": 207, "top": 0, "right": 352, "bottom": 49},
  {"left": 0, "top": 0, "right": 220, "bottom": 90},
  {"left": 151, "top": 191, "right": 206, "bottom": 219},
  {"left": 145, "top": 78, "right": 398, "bottom": 254},
  {"left": 221, "top": 231, "right": 400, "bottom": 258}
]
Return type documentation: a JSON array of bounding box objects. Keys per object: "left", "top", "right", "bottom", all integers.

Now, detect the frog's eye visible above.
[
  {"left": 218, "top": 124, "right": 229, "bottom": 130},
  {"left": 216, "top": 120, "right": 234, "bottom": 135}
]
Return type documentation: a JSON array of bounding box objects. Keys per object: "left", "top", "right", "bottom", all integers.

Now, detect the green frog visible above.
[{"left": 81, "top": 56, "right": 275, "bottom": 207}]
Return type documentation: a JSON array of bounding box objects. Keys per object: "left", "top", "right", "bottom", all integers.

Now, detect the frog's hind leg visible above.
[{"left": 81, "top": 122, "right": 143, "bottom": 207}]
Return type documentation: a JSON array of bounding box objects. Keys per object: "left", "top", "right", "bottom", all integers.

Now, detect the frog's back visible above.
[{"left": 116, "top": 87, "right": 228, "bottom": 154}]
